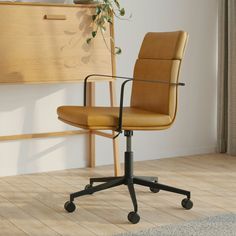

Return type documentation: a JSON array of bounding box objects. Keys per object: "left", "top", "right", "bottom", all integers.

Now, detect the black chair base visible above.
[{"left": 64, "top": 131, "right": 193, "bottom": 224}]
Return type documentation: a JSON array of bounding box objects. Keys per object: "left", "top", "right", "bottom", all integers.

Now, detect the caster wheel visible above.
[
  {"left": 84, "top": 184, "right": 93, "bottom": 194},
  {"left": 64, "top": 201, "right": 76, "bottom": 213},
  {"left": 181, "top": 198, "right": 193, "bottom": 210},
  {"left": 127, "top": 211, "right": 140, "bottom": 224},
  {"left": 150, "top": 180, "right": 160, "bottom": 193}
]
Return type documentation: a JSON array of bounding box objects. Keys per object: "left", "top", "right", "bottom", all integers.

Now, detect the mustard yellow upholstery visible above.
[
  {"left": 138, "top": 31, "right": 187, "bottom": 60},
  {"left": 57, "top": 31, "right": 188, "bottom": 131},
  {"left": 58, "top": 106, "right": 172, "bottom": 131},
  {"left": 131, "top": 60, "right": 180, "bottom": 118}
]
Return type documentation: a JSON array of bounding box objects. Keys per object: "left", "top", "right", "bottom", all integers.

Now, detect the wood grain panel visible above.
[
  {"left": 0, "top": 3, "right": 112, "bottom": 84},
  {"left": 0, "top": 130, "right": 88, "bottom": 142}
]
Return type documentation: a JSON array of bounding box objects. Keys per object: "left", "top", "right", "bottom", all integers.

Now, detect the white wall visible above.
[
  {"left": 0, "top": 0, "right": 218, "bottom": 177},
  {"left": 114, "top": 0, "right": 218, "bottom": 161}
]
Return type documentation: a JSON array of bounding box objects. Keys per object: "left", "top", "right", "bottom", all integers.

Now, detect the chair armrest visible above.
[
  {"left": 83, "top": 74, "right": 130, "bottom": 106},
  {"left": 83, "top": 74, "right": 185, "bottom": 106},
  {"left": 83, "top": 74, "right": 185, "bottom": 139}
]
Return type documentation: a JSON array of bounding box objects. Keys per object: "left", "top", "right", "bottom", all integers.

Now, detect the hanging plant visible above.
[{"left": 86, "top": 0, "right": 127, "bottom": 55}]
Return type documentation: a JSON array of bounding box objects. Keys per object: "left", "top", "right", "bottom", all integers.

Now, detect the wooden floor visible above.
[{"left": 0, "top": 154, "right": 236, "bottom": 236}]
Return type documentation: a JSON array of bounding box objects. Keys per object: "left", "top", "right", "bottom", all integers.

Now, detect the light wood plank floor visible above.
[{"left": 0, "top": 154, "right": 235, "bottom": 236}]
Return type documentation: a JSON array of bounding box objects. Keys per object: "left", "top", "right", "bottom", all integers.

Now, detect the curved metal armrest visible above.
[
  {"left": 83, "top": 74, "right": 185, "bottom": 139},
  {"left": 83, "top": 74, "right": 134, "bottom": 106},
  {"left": 83, "top": 74, "right": 185, "bottom": 106}
]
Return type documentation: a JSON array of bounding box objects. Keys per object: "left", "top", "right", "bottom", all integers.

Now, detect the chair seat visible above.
[{"left": 57, "top": 106, "right": 172, "bottom": 130}]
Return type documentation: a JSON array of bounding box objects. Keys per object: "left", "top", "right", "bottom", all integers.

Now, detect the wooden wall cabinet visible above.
[
  {"left": 0, "top": 2, "right": 113, "bottom": 84},
  {"left": 0, "top": 2, "right": 120, "bottom": 176}
]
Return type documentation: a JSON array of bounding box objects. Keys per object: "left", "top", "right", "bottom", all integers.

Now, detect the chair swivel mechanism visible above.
[{"left": 57, "top": 31, "right": 193, "bottom": 224}]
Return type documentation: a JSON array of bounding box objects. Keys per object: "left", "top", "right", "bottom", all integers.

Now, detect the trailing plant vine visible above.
[{"left": 86, "top": 0, "right": 127, "bottom": 55}]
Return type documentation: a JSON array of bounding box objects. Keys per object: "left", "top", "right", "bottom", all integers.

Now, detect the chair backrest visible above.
[{"left": 131, "top": 31, "right": 188, "bottom": 120}]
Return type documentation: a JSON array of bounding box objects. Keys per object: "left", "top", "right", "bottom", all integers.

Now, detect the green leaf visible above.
[
  {"left": 92, "top": 15, "right": 97, "bottom": 21},
  {"left": 97, "top": 17, "right": 105, "bottom": 26},
  {"left": 105, "top": 15, "right": 112, "bottom": 23},
  {"left": 108, "top": 18, "right": 113, "bottom": 24},
  {"left": 120, "top": 8, "right": 125, "bottom": 16},
  {"left": 92, "top": 31, "right": 97, "bottom": 38},
  {"left": 101, "top": 3, "right": 109, "bottom": 11},
  {"left": 115, "top": 47, "right": 122, "bottom": 55},
  {"left": 114, "top": 0, "right": 120, "bottom": 8},
  {"left": 86, "top": 38, "right": 92, "bottom": 44},
  {"left": 95, "top": 6, "right": 101, "bottom": 15}
]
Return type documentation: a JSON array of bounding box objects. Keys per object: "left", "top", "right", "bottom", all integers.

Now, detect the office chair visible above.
[{"left": 58, "top": 31, "right": 193, "bottom": 224}]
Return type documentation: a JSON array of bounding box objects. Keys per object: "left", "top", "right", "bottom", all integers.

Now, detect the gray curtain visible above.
[{"left": 218, "top": 0, "right": 236, "bottom": 155}]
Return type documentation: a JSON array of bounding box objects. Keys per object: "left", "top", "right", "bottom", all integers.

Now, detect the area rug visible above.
[{"left": 115, "top": 213, "right": 236, "bottom": 236}]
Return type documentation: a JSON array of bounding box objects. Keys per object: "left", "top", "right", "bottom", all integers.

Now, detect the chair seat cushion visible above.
[{"left": 57, "top": 106, "right": 172, "bottom": 130}]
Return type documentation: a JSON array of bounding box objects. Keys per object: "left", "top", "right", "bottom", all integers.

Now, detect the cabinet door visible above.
[{"left": 0, "top": 4, "right": 113, "bottom": 84}]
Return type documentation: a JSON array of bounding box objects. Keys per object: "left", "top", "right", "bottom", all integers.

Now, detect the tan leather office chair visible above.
[{"left": 58, "top": 31, "right": 193, "bottom": 224}]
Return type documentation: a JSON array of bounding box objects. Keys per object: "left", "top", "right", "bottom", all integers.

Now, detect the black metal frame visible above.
[
  {"left": 64, "top": 75, "right": 192, "bottom": 223},
  {"left": 70, "top": 131, "right": 191, "bottom": 203},
  {"left": 68, "top": 130, "right": 191, "bottom": 222}
]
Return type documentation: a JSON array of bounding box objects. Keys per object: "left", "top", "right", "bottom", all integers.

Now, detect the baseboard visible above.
[{"left": 140, "top": 145, "right": 217, "bottom": 161}]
